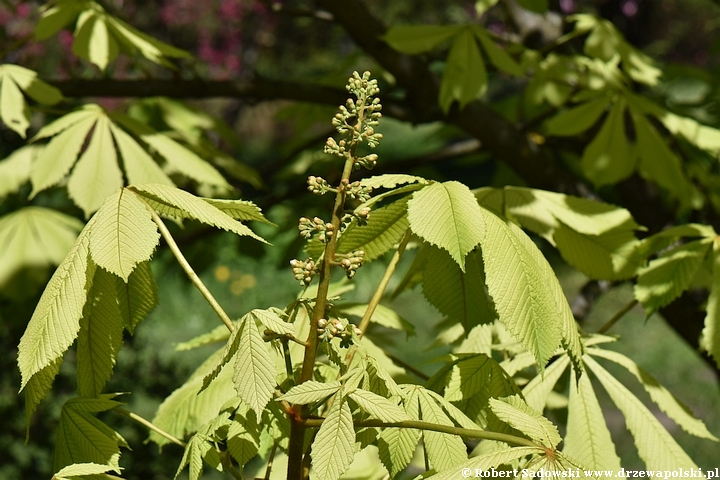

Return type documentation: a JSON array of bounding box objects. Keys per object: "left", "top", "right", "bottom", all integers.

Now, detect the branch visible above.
[{"left": 47, "top": 78, "right": 413, "bottom": 121}]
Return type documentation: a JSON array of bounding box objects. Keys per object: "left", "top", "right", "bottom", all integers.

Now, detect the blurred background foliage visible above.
[{"left": 2, "top": 0, "right": 720, "bottom": 478}]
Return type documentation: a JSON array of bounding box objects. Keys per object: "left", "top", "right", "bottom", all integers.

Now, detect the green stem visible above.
[
  {"left": 147, "top": 206, "right": 235, "bottom": 333},
  {"left": 344, "top": 229, "right": 412, "bottom": 365},
  {"left": 264, "top": 442, "right": 278, "bottom": 480},
  {"left": 302, "top": 418, "right": 540, "bottom": 448},
  {"left": 597, "top": 299, "right": 638, "bottom": 334},
  {"left": 113, "top": 406, "right": 186, "bottom": 448},
  {"left": 219, "top": 450, "right": 244, "bottom": 480}
]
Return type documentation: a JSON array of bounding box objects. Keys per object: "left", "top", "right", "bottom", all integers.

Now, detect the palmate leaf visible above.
[
  {"left": 116, "top": 260, "right": 158, "bottom": 334},
  {"left": 336, "top": 197, "right": 409, "bottom": 261},
  {"left": 428, "top": 446, "right": 544, "bottom": 480},
  {"left": 0, "top": 64, "right": 63, "bottom": 137},
  {"left": 68, "top": 114, "right": 125, "bottom": 217},
  {"left": 422, "top": 247, "right": 497, "bottom": 332},
  {"left": 583, "top": 355, "right": 702, "bottom": 471},
  {"left": 564, "top": 365, "right": 622, "bottom": 470},
  {"left": 521, "top": 355, "right": 571, "bottom": 412},
  {"left": 151, "top": 348, "right": 236, "bottom": 446},
  {"left": 473, "top": 26, "right": 524, "bottom": 76},
  {"left": 439, "top": 28, "right": 487, "bottom": 112},
  {"left": 18, "top": 216, "right": 96, "bottom": 393},
  {"left": 587, "top": 348, "right": 717, "bottom": 441},
  {"left": 89, "top": 188, "right": 159, "bottom": 281},
  {"left": 175, "top": 433, "right": 221, "bottom": 480},
  {"left": 312, "top": 397, "right": 356, "bottom": 480},
  {"left": 175, "top": 325, "right": 229, "bottom": 351},
  {"left": 631, "top": 109, "right": 691, "bottom": 202},
  {"left": 416, "top": 388, "right": 468, "bottom": 471},
  {"left": 377, "top": 424, "right": 418, "bottom": 477},
  {"left": 634, "top": 239, "right": 711, "bottom": 314},
  {"left": 77, "top": 267, "right": 125, "bottom": 398},
  {"left": 581, "top": 98, "right": 636, "bottom": 186},
  {"left": 108, "top": 121, "right": 174, "bottom": 186},
  {"left": 232, "top": 315, "right": 276, "bottom": 421},
  {"left": 53, "top": 462, "right": 120, "bottom": 480},
  {"left": 360, "top": 174, "right": 429, "bottom": 190},
  {"left": 382, "top": 25, "right": 461, "bottom": 55},
  {"left": 277, "top": 381, "right": 342, "bottom": 405},
  {"left": 54, "top": 395, "right": 127, "bottom": 473},
  {"left": 131, "top": 184, "right": 265, "bottom": 242},
  {"left": 202, "top": 198, "right": 273, "bottom": 224},
  {"left": 489, "top": 395, "right": 561, "bottom": 448},
  {"left": 227, "top": 406, "right": 261, "bottom": 467},
  {"left": 701, "top": 241, "right": 720, "bottom": 367},
  {"left": 408, "top": 181, "right": 485, "bottom": 270},
  {"left": 0, "top": 207, "right": 84, "bottom": 290},
  {"left": 0, "top": 145, "right": 37, "bottom": 198},
  {"left": 544, "top": 95, "right": 610, "bottom": 137},
  {"left": 349, "top": 389, "right": 410, "bottom": 422},
  {"left": 338, "top": 303, "right": 415, "bottom": 335},
  {"left": 24, "top": 359, "right": 61, "bottom": 433},
  {"left": 479, "top": 209, "right": 568, "bottom": 370},
  {"left": 554, "top": 222, "right": 643, "bottom": 280}
]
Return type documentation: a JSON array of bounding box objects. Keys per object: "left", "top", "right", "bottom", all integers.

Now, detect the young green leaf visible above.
[
  {"left": 202, "top": 198, "right": 273, "bottom": 224},
  {"left": 0, "top": 207, "right": 84, "bottom": 290},
  {"left": 18, "top": 219, "right": 96, "bottom": 391},
  {"left": 554, "top": 222, "right": 642, "bottom": 280},
  {"left": 563, "top": 365, "right": 621, "bottom": 470},
  {"left": 382, "top": 25, "right": 461, "bottom": 55},
  {"left": 473, "top": 27, "right": 524, "bottom": 76},
  {"left": 174, "top": 433, "right": 221, "bottom": 480},
  {"left": 488, "top": 395, "right": 561, "bottom": 448},
  {"left": 116, "top": 260, "right": 158, "bottom": 334},
  {"left": 312, "top": 397, "right": 356, "bottom": 480},
  {"left": 417, "top": 388, "right": 468, "bottom": 471},
  {"left": 634, "top": 239, "right": 711, "bottom": 314},
  {"left": 631, "top": 109, "right": 691, "bottom": 201},
  {"left": 338, "top": 303, "right": 415, "bottom": 335},
  {"left": 422, "top": 247, "right": 497, "bottom": 332},
  {"left": 584, "top": 355, "right": 702, "bottom": 470},
  {"left": 131, "top": 183, "right": 266, "bottom": 242},
  {"left": 408, "top": 181, "right": 485, "bottom": 270},
  {"left": 108, "top": 122, "right": 175, "bottom": 186},
  {"left": 227, "top": 408, "right": 261, "bottom": 467},
  {"left": 581, "top": 98, "right": 636, "bottom": 186},
  {"left": 588, "top": 347, "right": 717, "bottom": 441},
  {"left": 233, "top": 315, "right": 276, "bottom": 421},
  {"left": 544, "top": 96, "right": 610, "bottom": 137},
  {"left": 53, "top": 395, "right": 127, "bottom": 473},
  {"left": 53, "top": 462, "right": 120, "bottom": 480},
  {"left": 249, "top": 308, "right": 297, "bottom": 336},
  {"left": 702, "top": 241, "right": 720, "bottom": 368},
  {"left": 479, "top": 210, "right": 565, "bottom": 369},
  {"left": 439, "top": 28, "right": 487, "bottom": 112},
  {"left": 66, "top": 114, "right": 124, "bottom": 216},
  {"left": 360, "top": 174, "right": 429, "bottom": 190},
  {"left": 377, "top": 423, "right": 419, "bottom": 477},
  {"left": 0, "top": 75, "right": 29, "bottom": 137},
  {"left": 30, "top": 114, "right": 98, "bottom": 197},
  {"left": 151, "top": 348, "right": 236, "bottom": 445},
  {"left": 521, "top": 355, "right": 570, "bottom": 412},
  {"left": 73, "top": 10, "right": 119, "bottom": 70},
  {"left": 336, "top": 197, "right": 409, "bottom": 261},
  {"left": 1, "top": 64, "right": 63, "bottom": 105},
  {"left": 0, "top": 145, "right": 36, "bottom": 198},
  {"left": 24, "top": 358, "right": 61, "bottom": 427},
  {"left": 428, "top": 446, "right": 544, "bottom": 480},
  {"left": 89, "top": 188, "right": 159, "bottom": 281},
  {"left": 349, "top": 389, "right": 411, "bottom": 422},
  {"left": 277, "top": 381, "right": 342, "bottom": 405},
  {"left": 77, "top": 267, "right": 125, "bottom": 398}
]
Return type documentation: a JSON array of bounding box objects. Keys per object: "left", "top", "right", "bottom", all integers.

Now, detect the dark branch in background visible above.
[{"left": 47, "top": 1, "right": 720, "bottom": 377}]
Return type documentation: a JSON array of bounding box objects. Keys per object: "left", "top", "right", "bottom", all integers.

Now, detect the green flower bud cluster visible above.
[
  {"left": 337, "top": 250, "right": 365, "bottom": 279},
  {"left": 290, "top": 258, "right": 317, "bottom": 286},
  {"left": 307, "top": 175, "right": 333, "bottom": 195},
  {"left": 317, "top": 317, "right": 362, "bottom": 343},
  {"left": 324, "top": 71, "right": 383, "bottom": 167},
  {"left": 298, "top": 216, "right": 335, "bottom": 243},
  {"left": 341, "top": 179, "right": 373, "bottom": 202}
]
